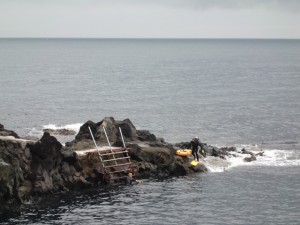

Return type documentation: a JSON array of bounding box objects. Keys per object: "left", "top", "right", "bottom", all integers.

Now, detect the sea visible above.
[{"left": 0, "top": 38, "right": 299, "bottom": 225}]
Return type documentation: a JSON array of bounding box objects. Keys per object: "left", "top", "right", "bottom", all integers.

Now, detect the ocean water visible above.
[{"left": 0, "top": 38, "right": 300, "bottom": 224}]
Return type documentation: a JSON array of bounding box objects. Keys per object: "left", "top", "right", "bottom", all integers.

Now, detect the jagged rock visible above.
[
  {"left": 93, "top": 117, "right": 139, "bottom": 143},
  {"left": 210, "top": 146, "right": 237, "bottom": 159},
  {"left": 0, "top": 123, "right": 19, "bottom": 138},
  {"left": 0, "top": 129, "right": 87, "bottom": 204},
  {"left": 241, "top": 148, "right": 257, "bottom": 162},
  {"left": 173, "top": 156, "right": 191, "bottom": 175},
  {"left": 74, "top": 120, "right": 99, "bottom": 141},
  {"left": 61, "top": 149, "right": 82, "bottom": 171},
  {"left": 0, "top": 159, "right": 15, "bottom": 201},
  {"left": 243, "top": 155, "right": 256, "bottom": 162},
  {"left": 71, "top": 118, "right": 139, "bottom": 149},
  {"left": 0, "top": 138, "right": 24, "bottom": 203},
  {"left": 29, "top": 132, "right": 63, "bottom": 171},
  {"left": 137, "top": 130, "right": 157, "bottom": 142},
  {"left": 128, "top": 145, "right": 198, "bottom": 179},
  {"left": 27, "top": 133, "right": 90, "bottom": 190}
]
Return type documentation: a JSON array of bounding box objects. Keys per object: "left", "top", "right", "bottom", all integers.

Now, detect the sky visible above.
[{"left": 0, "top": 0, "right": 300, "bottom": 39}]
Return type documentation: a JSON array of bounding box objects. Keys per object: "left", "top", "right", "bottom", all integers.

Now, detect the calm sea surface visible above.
[{"left": 0, "top": 39, "right": 300, "bottom": 224}]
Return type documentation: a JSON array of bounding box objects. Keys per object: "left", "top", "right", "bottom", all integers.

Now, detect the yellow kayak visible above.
[{"left": 176, "top": 149, "right": 192, "bottom": 157}]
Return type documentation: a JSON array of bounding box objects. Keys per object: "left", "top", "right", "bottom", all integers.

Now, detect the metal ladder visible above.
[{"left": 89, "top": 126, "right": 135, "bottom": 184}]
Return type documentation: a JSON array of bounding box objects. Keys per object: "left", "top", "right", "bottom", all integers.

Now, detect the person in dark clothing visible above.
[
  {"left": 187, "top": 137, "right": 204, "bottom": 161},
  {"left": 126, "top": 172, "right": 142, "bottom": 185}
]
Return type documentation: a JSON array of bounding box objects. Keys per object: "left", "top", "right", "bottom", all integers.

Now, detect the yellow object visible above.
[
  {"left": 191, "top": 160, "right": 199, "bottom": 166},
  {"left": 176, "top": 149, "right": 192, "bottom": 157}
]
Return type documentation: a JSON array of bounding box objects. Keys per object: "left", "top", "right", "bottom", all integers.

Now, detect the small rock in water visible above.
[{"left": 43, "top": 128, "right": 76, "bottom": 136}]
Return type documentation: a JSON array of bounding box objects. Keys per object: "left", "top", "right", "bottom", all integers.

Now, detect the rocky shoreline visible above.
[{"left": 0, "top": 117, "right": 262, "bottom": 205}]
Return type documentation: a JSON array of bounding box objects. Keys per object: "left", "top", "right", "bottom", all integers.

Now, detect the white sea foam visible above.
[
  {"left": 245, "top": 149, "right": 300, "bottom": 167},
  {"left": 201, "top": 156, "right": 230, "bottom": 173},
  {"left": 26, "top": 123, "right": 83, "bottom": 141},
  {"left": 27, "top": 127, "right": 43, "bottom": 137},
  {"left": 42, "top": 123, "right": 83, "bottom": 133},
  {"left": 204, "top": 147, "right": 300, "bottom": 173}
]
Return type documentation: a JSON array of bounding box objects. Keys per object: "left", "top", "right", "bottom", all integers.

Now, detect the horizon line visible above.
[{"left": 0, "top": 37, "right": 300, "bottom": 40}]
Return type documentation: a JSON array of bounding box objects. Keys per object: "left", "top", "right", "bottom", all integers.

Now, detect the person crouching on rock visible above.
[
  {"left": 126, "top": 172, "right": 143, "bottom": 185},
  {"left": 187, "top": 137, "right": 203, "bottom": 161}
]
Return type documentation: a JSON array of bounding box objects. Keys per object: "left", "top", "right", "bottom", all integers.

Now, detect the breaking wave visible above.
[
  {"left": 42, "top": 123, "right": 83, "bottom": 133},
  {"left": 203, "top": 145, "right": 300, "bottom": 173},
  {"left": 26, "top": 123, "right": 83, "bottom": 143}
]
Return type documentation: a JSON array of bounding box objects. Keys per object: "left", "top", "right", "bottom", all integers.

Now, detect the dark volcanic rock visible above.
[
  {"left": 0, "top": 118, "right": 211, "bottom": 205},
  {"left": 129, "top": 145, "right": 192, "bottom": 179},
  {"left": 69, "top": 117, "right": 203, "bottom": 180},
  {"left": 0, "top": 137, "right": 28, "bottom": 203},
  {"left": 75, "top": 120, "right": 99, "bottom": 142},
  {"left": 208, "top": 146, "right": 237, "bottom": 159},
  {"left": 27, "top": 132, "right": 88, "bottom": 194},
  {"left": 0, "top": 129, "right": 88, "bottom": 204},
  {"left": 30, "top": 132, "right": 62, "bottom": 164},
  {"left": 137, "top": 130, "right": 157, "bottom": 142},
  {"left": 70, "top": 117, "right": 141, "bottom": 150},
  {"left": 28, "top": 132, "right": 64, "bottom": 193},
  {"left": 0, "top": 123, "right": 19, "bottom": 138},
  {"left": 241, "top": 148, "right": 257, "bottom": 162}
]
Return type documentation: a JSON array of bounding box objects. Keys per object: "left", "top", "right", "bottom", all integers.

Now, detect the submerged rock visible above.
[{"left": 241, "top": 148, "right": 257, "bottom": 162}]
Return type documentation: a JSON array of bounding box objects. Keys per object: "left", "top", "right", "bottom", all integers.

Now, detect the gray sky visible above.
[{"left": 1, "top": 0, "right": 300, "bottom": 38}]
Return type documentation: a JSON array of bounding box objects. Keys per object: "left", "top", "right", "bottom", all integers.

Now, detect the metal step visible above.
[
  {"left": 102, "top": 157, "right": 131, "bottom": 162},
  {"left": 100, "top": 151, "right": 129, "bottom": 156},
  {"left": 105, "top": 163, "right": 132, "bottom": 168}
]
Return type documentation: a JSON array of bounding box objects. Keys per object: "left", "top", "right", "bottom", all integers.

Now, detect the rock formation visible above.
[
  {"left": 66, "top": 117, "right": 205, "bottom": 181},
  {"left": 1, "top": 117, "right": 263, "bottom": 205},
  {"left": 0, "top": 125, "right": 89, "bottom": 205}
]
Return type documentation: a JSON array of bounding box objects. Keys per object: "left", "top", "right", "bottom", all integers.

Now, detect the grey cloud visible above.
[
  {"left": 95, "top": 0, "right": 300, "bottom": 12},
  {"left": 7, "top": 0, "right": 300, "bottom": 12}
]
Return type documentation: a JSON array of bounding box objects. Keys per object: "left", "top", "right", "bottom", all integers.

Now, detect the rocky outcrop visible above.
[
  {"left": 0, "top": 131, "right": 90, "bottom": 204},
  {"left": 0, "top": 117, "right": 209, "bottom": 205},
  {"left": 127, "top": 143, "right": 204, "bottom": 179},
  {"left": 66, "top": 117, "right": 205, "bottom": 180}
]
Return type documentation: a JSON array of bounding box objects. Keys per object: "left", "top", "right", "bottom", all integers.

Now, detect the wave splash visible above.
[
  {"left": 204, "top": 146, "right": 300, "bottom": 173},
  {"left": 42, "top": 123, "right": 83, "bottom": 133},
  {"left": 26, "top": 123, "right": 83, "bottom": 142}
]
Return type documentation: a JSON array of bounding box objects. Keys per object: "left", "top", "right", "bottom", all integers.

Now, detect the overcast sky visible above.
[{"left": 1, "top": 0, "right": 299, "bottom": 38}]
